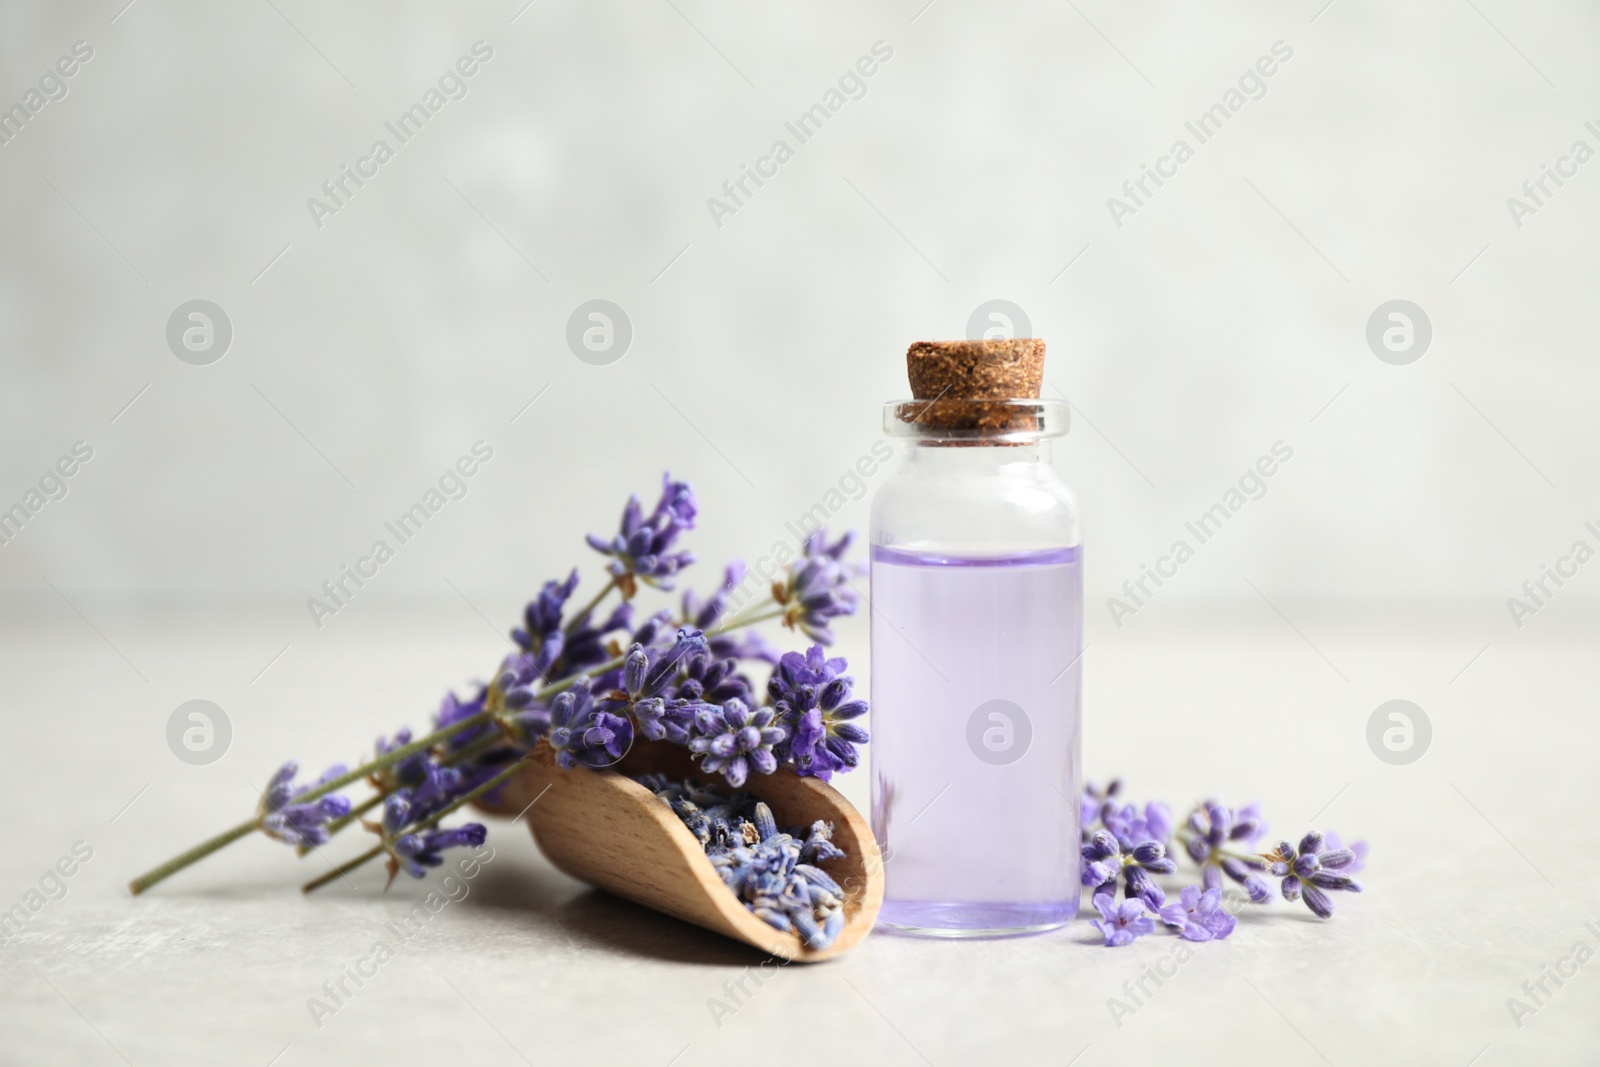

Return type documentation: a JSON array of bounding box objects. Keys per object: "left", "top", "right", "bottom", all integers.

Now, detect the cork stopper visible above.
[{"left": 900, "top": 339, "right": 1045, "bottom": 436}]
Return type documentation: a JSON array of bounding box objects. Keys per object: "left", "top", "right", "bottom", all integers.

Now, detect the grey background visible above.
[{"left": 2, "top": 2, "right": 1598, "bottom": 1065}]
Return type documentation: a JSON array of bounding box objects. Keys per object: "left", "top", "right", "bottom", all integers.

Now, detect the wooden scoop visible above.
[{"left": 479, "top": 739, "right": 883, "bottom": 961}]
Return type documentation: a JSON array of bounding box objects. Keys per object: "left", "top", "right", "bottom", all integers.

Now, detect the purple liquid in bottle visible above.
[{"left": 870, "top": 543, "right": 1083, "bottom": 935}]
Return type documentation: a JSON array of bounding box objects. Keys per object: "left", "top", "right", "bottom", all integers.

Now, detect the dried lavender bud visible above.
[{"left": 637, "top": 776, "right": 847, "bottom": 948}]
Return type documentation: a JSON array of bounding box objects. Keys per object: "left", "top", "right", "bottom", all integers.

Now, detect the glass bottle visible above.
[{"left": 869, "top": 397, "right": 1082, "bottom": 936}]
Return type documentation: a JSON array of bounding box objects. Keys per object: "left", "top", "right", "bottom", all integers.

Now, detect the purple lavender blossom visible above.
[
  {"left": 766, "top": 645, "right": 870, "bottom": 780},
  {"left": 586, "top": 473, "right": 698, "bottom": 595},
  {"left": 434, "top": 685, "right": 490, "bottom": 751},
  {"left": 1103, "top": 801, "right": 1174, "bottom": 852},
  {"left": 392, "top": 825, "right": 488, "bottom": 879},
  {"left": 373, "top": 729, "right": 429, "bottom": 790},
  {"left": 1090, "top": 893, "right": 1156, "bottom": 946},
  {"left": 1236, "top": 801, "right": 1269, "bottom": 846},
  {"left": 1081, "top": 779, "right": 1122, "bottom": 832},
  {"left": 1184, "top": 801, "right": 1273, "bottom": 903},
  {"left": 258, "top": 762, "right": 352, "bottom": 849},
  {"left": 510, "top": 570, "right": 577, "bottom": 675},
  {"left": 1082, "top": 829, "right": 1176, "bottom": 908},
  {"left": 563, "top": 600, "right": 634, "bottom": 675},
  {"left": 774, "top": 530, "right": 859, "bottom": 644},
  {"left": 1323, "top": 832, "right": 1369, "bottom": 874},
  {"left": 1159, "top": 886, "right": 1237, "bottom": 942},
  {"left": 547, "top": 683, "right": 633, "bottom": 769},
  {"left": 593, "top": 630, "right": 713, "bottom": 744},
  {"left": 510, "top": 570, "right": 631, "bottom": 676},
  {"left": 378, "top": 792, "right": 486, "bottom": 880},
  {"left": 688, "top": 699, "right": 787, "bottom": 788},
  {"left": 669, "top": 649, "right": 756, "bottom": 707},
  {"left": 632, "top": 698, "right": 696, "bottom": 744},
  {"left": 630, "top": 629, "right": 707, "bottom": 700},
  {"left": 1267, "top": 832, "right": 1364, "bottom": 919}
]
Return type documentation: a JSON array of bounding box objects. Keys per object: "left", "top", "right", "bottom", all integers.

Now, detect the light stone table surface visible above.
[{"left": 1, "top": 602, "right": 1596, "bottom": 1066}]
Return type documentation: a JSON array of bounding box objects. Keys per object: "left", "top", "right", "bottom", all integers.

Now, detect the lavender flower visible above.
[
  {"left": 1323, "top": 832, "right": 1368, "bottom": 874},
  {"left": 1184, "top": 801, "right": 1273, "bottom": 903},
  {"left": 1103, "top": 801, "right": 1174, "bottom": 852},
  {"left": 563, "top": 600, "right": 634, "bottom": 675},
  {"left": 392, "top": 825, "right": 488, "bottom": 879},
  {"left": 587, "top": 629, "right": 711, "bottom": 745},
  {"left": 435, "top": 685, "right": 490, "bottom": 751},
  {"left": 258, "top": 762, "right": 352, "bottom": 848},
  {"left": 509, "top": 569, "right": 632, "bottom": 677},
  {"left": 632, "top": 698, "right": 696, "bottom": 744},
  {"left": 510, "top": 570, "right": 576, "bottom": 675},
  {"left": 1236, "top": 801, "right": 1269, "bottom": 846},
  {"left": 372, "top": 729, "right": 429, "bottom": 791},
  {"left": 1082, "top": 829, "right": 1176, "bottom": 908},
  {"left": 1090, "top": 893, "right": 1156, "bottom": 946},
  {"left": 547, "top": 683, "right": 633, "bottom": 769},
  {"left": 586, "top": 473, "right": 698, "bottom": 596},
  {"left": 767, "top": 645, "right": 870, "bottom": 779},
  {"left": 377, "top": 792, "right": 486, "bottom": 881},
  {"left": 1159, "top": 886, "right": 1237, "bottom": 942},
  {"left": 1267, "top": 832, "right": 1363, "bottom": 918},
  {"left": 404, "top": 762, "right": 470, "bottom": 823},
  {"left": 688, "top": 699, "right": 787, "bottom": 788},
  {"left": 627, "top": 629, "right": 707, "bottom": 701},
  {"left": 1081, "top": 778, "right": 1122, "bottom": 832},
  {"left": 669, "top": 649, "right": 755, "bottom": 707},
  {"left": 773, "top": 530, "right": 859, "bottom": 643}
]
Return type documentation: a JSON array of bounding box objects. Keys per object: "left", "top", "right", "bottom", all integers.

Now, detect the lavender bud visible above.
[
  {"left": 623, "top": 645, "right": 649, "bottom": 697},
  {"left": 753, "top": 802, "right": 778, "bottom": 842},
  {"left": 1131, "top": 842, "right": 1166, "bottom": 865},
  {"left": 1088, "top": 830, "right": 1121, "bottom": 861},
  {"left": 1308, "top": 871, "right": 1355, "bottom": 891},
  {"left": 1319, "top": 848, "right": 1356, "bottom": 870},
  {"left": 1301, "top": 884, "right": 1335, "bottom": 919}
]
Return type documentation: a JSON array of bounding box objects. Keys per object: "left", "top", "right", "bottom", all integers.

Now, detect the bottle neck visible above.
[{"left": 902, "top": 439, "right": 1053, "bottom": 472}]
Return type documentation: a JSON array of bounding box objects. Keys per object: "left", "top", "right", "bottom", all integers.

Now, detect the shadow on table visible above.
[{"left": 458, "top": 852, "right": 779, "bottom": 967}]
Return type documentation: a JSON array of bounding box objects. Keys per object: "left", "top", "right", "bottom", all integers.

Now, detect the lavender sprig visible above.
[
  {"left": 1081, "top": 780, "right": 1371, "bottom": 945},
  {"left": 1267, "top": 832, "right": 1364, "bottom": 918},
  {"left": 130, "top": 473, "right": 869, "bottom": 897}
]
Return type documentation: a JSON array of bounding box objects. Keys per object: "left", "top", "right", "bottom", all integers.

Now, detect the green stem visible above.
[
  {"left": 127, "top": 818, "right": 259, "bottom": 896},
  {"left": 563, "top": 576, "right": 617, "bottom": 634},
  {"left": 301, "top": 757, "right": 530, "bottom": 894},
  {"left": 300, "top": 844, "right": 383, "bottom": 895},
  {"left": 709, "top": 605, "right": 784, "bottom": 634}
]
